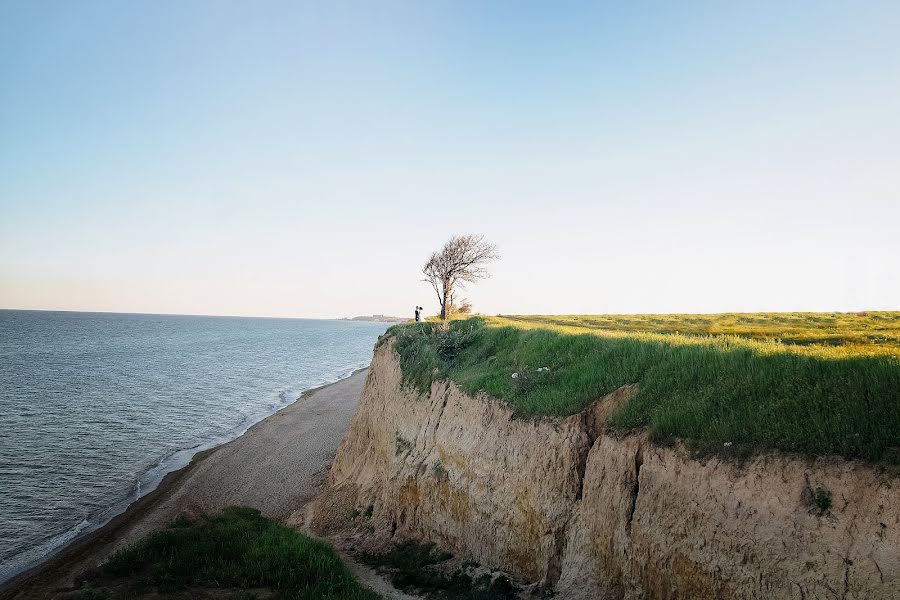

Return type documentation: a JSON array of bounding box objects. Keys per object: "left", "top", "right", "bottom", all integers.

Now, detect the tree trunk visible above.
[{"left": 440, "top": 280, "right": 452, "bottom": 320}]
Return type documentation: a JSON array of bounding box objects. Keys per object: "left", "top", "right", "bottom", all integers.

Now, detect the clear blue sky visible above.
[{"left": 2, "top": 1, "right": 898, "bottom": 318}]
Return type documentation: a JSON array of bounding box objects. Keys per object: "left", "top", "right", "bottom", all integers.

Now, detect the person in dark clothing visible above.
[{"left": 415, "top": 306, "right": 422, "bottom": 322}]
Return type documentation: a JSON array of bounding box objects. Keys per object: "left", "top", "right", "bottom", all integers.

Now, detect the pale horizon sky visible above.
[{"left": 2, "top": 1, "right": 898, "bottom": 319}]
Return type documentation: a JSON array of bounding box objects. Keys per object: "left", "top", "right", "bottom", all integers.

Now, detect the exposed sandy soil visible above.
[
  {"left": 0, "top": 368, "right": 416, "bottom": 600},
  {"left": 307, "top": 339, "right": 900, "bottom": 600}
]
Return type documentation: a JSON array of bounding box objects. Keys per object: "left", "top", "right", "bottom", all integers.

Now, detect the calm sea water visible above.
[{"left": 0, "top": 310, "right": 387, "bottom": 583}]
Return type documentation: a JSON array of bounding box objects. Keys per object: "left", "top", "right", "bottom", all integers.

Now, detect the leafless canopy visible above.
[{"left": 422, "top": 234, "right": 500, "bottom": 320}]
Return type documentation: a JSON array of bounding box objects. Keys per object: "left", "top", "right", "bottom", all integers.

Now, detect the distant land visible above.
[{"left": 339, "top": 315, "right": 407, "bottom": 323}]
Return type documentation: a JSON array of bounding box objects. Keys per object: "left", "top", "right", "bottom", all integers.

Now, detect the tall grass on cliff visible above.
[
  {"left": 388, "top": 313, "right": 900, "bottom": 464},
  {"left": 76, "top": 507, "right": 380, "bottom": 599}
]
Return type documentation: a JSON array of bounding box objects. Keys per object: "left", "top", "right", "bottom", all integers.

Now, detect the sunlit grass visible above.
[
  {"left": 485, "top": 311, "right": 900, "bottom": 359},
  {"left": 387, "top": 312, "right": 900, "bottom": 463}
]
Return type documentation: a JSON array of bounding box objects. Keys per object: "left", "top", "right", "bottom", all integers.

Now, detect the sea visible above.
[{"left": 0, "top": 310, "right": 389, "bottom": 584}]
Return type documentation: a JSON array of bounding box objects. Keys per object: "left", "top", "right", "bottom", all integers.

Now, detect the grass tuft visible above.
[{"left": 395, "top": 433, "right": 413, "bottom": 456}]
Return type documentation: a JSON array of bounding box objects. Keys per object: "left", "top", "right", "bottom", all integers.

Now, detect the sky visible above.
[{"left": 1, "top": 1, "right": 898, "bottom": 319}]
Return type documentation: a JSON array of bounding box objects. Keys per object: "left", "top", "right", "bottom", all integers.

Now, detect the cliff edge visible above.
[{"left": 299, "top": 339, "right": 900, "bottom": 599}]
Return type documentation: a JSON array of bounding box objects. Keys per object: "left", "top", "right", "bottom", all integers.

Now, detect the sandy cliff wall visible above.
[{"left": 303, "top": 340, "right": 900, "bottom": 599}]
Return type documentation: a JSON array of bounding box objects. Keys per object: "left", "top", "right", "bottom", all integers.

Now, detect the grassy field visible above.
[
  {"left": 487, "top": 312, "right": 900, "bottom": 358},
  {"left": 388, "top": 312, "right": 900, "bottom": 464},
  {"left": 71, "top": 507, "right": 379, "bottom": 600}
]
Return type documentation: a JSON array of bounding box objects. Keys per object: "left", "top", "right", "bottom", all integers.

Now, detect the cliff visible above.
[{"left": 299, "top": 339, "right": 900, "bottom": 599}]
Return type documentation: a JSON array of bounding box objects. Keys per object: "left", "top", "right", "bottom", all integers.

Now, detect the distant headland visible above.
[{"left": 339, "top": 315, "right": 407, "bottom": 323}]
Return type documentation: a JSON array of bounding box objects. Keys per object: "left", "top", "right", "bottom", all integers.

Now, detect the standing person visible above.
[{"left": 415, "top": 306, "right": 422, "bottom": 322}]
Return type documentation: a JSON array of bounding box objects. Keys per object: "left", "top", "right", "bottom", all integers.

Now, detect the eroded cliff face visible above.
[{"left": 300, "top": 340, "right": 900, "bottom": 599}]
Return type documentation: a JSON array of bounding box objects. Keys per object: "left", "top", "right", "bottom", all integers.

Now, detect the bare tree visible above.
[{"left": 423, "top": 234, "right": 500, "bottom": 321}]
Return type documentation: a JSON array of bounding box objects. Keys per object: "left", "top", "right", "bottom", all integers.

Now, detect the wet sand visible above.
[{"left": 0, "top": 368, "right": 370, "bottom": 600}]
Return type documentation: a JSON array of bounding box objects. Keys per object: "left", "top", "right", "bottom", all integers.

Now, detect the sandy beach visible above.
[{"left": 0, "top": 368, "right": 370, "bottom": 600}]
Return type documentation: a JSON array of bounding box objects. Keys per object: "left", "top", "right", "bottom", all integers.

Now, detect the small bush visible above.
[
  {"left": 814, "top": 486, "right": 833, "bottom": 511},
  {"left": 365, "top": 540, "right": 517, "bottom": 599}
]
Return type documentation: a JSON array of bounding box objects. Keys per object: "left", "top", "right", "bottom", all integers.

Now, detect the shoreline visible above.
[
  {"left": 0, "top": 367, "right": 369, "bottom": 598},
  {"left": 0, "top": 446, "right": 209, "bottom": 597}
]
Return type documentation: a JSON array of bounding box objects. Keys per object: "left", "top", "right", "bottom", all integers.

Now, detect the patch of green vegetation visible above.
[
  {"left": 814, "top": 486, "right": 833, "bottom": 511},
  {"left": 389, "top": 315, "right": 900, "bottom": 464},
  {"left": 72, "top": 591, "right": 109, "bottom": 600},
  {"left": 395, "top": 433, "right": 413, "bottom": 456},
  {"left": 432, "top": 461, "right": 449, "bottom": 480},
  {"left": 365, "top": 540, "right": 516, "bottom": 600},
  {"left": 79, "top": 507, "right": 379, "bottom": 599}
]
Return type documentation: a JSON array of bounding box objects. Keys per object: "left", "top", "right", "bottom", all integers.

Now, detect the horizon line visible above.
[
  {"left": 1, "top": 307, "right": 896, "bottom": 320},
  {"left": 0, "top": 307, "right": 403, "bottom": 321}
]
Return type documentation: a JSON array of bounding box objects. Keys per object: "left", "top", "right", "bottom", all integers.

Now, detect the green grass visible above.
[
  {"left": 364, "top": 540, "right": 517, "bottom": 600},
  {"left": 486, "top": 312, "right": 900, "bottom": 358},
  {"left": 814, "top": 486, "right": 833, "bottom": 512},
  {"left": 77, "top": 507, "right": 380, "bottom": 599},
  {"left": 72, "top": 591, "right": 110, "bottom": 600},
  {"left": 388, "top": 313, "right": 900, "bottom": 464}
]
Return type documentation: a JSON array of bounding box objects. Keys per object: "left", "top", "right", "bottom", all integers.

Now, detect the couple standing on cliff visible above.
[{"left": 414, "top": 306, "right": 423, "bottom": 322}]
